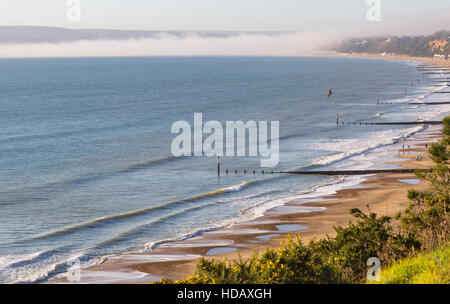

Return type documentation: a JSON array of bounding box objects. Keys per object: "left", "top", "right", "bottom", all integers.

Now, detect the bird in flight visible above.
[{"left": 327, "top": 88, "right": 334, "bottom": 99}]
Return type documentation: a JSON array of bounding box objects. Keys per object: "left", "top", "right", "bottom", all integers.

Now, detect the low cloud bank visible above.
[{"left": 0, "top": 31, "right": 339, "bottom": 57}]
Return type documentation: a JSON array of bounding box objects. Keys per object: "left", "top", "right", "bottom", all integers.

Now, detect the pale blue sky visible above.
[{"left": 1, "top": 0, "right": 449, "bottom": 33}]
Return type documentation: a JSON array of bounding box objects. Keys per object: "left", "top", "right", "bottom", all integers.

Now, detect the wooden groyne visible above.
[
  {"left": 407, "top": 102, "right": 450, "bottom": 105},
  {"left": 379, "top": 102, "right": 450, "bottom": 105},
  {"left": 344, "top": 121, "right": 443, "bottom": 126},
  {"left": 221, "top": 168, "right": 426, "bottom": 176},
  {"left": 418, "top": 68, "right": 449, "bottom": 72},
  {"left": 417, "top": 65, "right": 447, "bottom": 69},
  {"left": 289, "top": 169, "right": 423, "bottom": 176},
  {"left": 423, "top": 72, "right": 450, "bottom": 75}
]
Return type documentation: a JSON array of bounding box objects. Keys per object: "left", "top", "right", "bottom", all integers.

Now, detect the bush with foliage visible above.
[
  {"left": 161, "top": 235, "right": 341, "bottom": 284},
  {"left": 158, "top": 208, "right": 419, "bottom": 284},
  {"left": 370, "top": 243, "right": 449, "bottom": 284},
  {"left": 315, "top": 208, "right": 419, "bottom": 283},
  {"left": 396, "top": 116, "right": 449, "bottom": 250}
]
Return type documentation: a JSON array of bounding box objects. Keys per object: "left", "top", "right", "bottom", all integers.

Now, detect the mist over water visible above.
[
  {"left": 0, "top": 31, "right": 338, "bottom": 57},
  {"left": 0, "top": 56, "right": 449, "bottom": 283}
]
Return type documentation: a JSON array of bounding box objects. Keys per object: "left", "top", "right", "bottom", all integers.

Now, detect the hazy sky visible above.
[
  {"left": 0, "top": 0, "right": 449, "bottom": 57},
  {"left": 1, "top": 0, "right": 449, "bottom": 34}
]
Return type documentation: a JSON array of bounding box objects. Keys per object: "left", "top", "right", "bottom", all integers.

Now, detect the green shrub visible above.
[
  {"left": 370, "top": 243, "right": 449, "bottom": 284},
  {"left": 158, "top": 208, "right": 415, "bottom": 284},
  {"left": 316, "top": 208, "right": 418, "bottom": 283},
  {"left": 159, "top": 235, "right": 341, "bottom": 284},
  {"left": 397, "top": 116, "right": 450, "bottom": 250}
]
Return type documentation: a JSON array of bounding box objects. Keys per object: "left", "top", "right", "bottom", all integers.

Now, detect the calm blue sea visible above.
[{"left": 0, "top": 56, "right": 448, "bottom": 283}]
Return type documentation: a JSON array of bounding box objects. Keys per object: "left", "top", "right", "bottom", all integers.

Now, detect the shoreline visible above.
[
  {"left": 314, "top": 51, "right": 450, "bottom": 69},
  {"left": 49, "top": 54, "right": 449, "bottom": 284}
]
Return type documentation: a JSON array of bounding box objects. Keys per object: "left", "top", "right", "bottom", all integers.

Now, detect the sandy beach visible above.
[
  {"left": 321, "top": 52, "right": 450, "bottom": 69},
  {"left": 47, "top": 54, "right": 448, "bottom": 284}
]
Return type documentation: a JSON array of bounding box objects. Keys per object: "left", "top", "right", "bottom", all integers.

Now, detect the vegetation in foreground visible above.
[
  {"left": 370, "top": 243, "right": 449, "bottom": 284},
  {"left": 156, "top": 116, "right": 450, "bottom": 284}
]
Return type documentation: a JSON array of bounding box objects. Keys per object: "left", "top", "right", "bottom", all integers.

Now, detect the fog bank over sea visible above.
[{"left": 0, "top": 26, "right": 339, "bottom": 57}]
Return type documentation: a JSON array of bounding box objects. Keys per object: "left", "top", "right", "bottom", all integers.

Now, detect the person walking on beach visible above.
[
  {"left": 377, "top": 96, "right": 380, "bottom": 105},
  {"left": 336, "top": 112, "right": 340, "bottom": 125}
]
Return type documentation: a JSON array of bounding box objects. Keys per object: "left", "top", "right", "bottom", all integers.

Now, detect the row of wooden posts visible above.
[{"left": 216, "top": 64, "right": 448, "bottom": 176}]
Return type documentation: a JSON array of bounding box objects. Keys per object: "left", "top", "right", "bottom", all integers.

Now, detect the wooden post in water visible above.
[{"left": 216, "top": 156, "right": 220, "bottom": 177}]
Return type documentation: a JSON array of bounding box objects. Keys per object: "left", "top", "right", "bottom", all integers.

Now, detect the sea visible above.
[{"left": 0, "top": 56, "right": 449, "bottom": 283}]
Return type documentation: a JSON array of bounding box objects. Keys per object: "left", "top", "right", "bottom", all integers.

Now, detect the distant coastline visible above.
[{"left": 315, "top": 51, "right": 450, "bottom": 69}]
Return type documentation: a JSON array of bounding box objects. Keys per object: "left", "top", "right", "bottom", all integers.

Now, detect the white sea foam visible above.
[
  {"left": 310, "top": 126, "right": 425, "bottom": 167},
  {"left": 238, "top": 175, "right": 368, "bottom": 220},
  {"left": 221, "top": 181, "right": 251, "bottom": 193},
  {"left": 0, "top": 251, "right": 90, "bottom": 284}
]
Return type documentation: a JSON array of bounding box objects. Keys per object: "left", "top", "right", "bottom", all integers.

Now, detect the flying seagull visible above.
[{"left": 327, "top": 88, "right": 334, "bottom": 99}]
